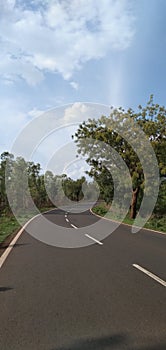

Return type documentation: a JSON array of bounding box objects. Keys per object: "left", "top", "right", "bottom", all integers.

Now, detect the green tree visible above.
[
  {"left": 6, "top": 157, "right": 30, "bottom": 213},
  {"left": 73, "top": 96, "right": 166, "bottom": 219},
  {"left": 62, "top": 176, "right": 85, "bottom": 202},
  {"left": 28, "top": 162, "right": 41, "bottom": 207},
  {"left": 0, "top": 152, "right": 14, "bottom": 213}
]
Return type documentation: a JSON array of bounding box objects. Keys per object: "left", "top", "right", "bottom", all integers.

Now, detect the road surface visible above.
[{"left": 0, "top": 207, "right": 166, "bottom": 350}]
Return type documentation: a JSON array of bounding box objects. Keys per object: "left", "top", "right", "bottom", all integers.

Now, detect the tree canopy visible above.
[{"left": 73, "top": 96, "right": 166, "bottom": 219}]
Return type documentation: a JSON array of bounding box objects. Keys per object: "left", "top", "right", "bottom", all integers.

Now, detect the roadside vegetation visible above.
[
  {"left": 0, "top": 214, "right": 20, "bottom": 243},
  {"left": 0, "top": 95, "right": 166, "bottom": 243},
  {"left": 73, "top": 96, "right": 166, "bottom": 232},
  {"left": 0, "top": 207, "right": 57, "bottom": 244},
  {"left": 92, "top": 202, "right": 166, "bottom": 233},
  {"left": 0, "top": 153, "right": 95, "bottom": 243}
]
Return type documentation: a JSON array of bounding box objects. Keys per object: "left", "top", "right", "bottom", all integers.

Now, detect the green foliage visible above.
[
  {"left": 93, "top": 205, "right": 108, "bottom": 216},
  {"left": 62, "top": 176, "right": 85, "bottom": 202},
  {"left": 73, "top": 96, "right": 166, "bottom": 220},
  {"left": 0, "top": 154, "right": 55, "bottom": 216},
  {"left": 0, "top": 95, "right": 165, "bottom": 239},
  {"left": 0, "top": 214, "right": 20, "bottom": 243},
  {"left": 92, "top": 204, "right": 166, "bottom": 233},
  {"left": 0, "top": 152, "right": 14, "bottom": 212}
]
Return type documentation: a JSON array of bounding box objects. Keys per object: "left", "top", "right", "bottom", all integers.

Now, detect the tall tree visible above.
[
  {"left": 0, "top": 152, "right": 14, "bottom": 213},
  {"left": 73, "top": 96, "right": 166, "bottom": 219}
]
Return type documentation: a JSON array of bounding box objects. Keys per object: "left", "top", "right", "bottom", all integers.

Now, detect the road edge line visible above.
[
  {"left": 90, "top": 208, "right": 166, "bottom": 236},
  {"left": 0, "top": 208, "right": 56, "bottom": 269}
]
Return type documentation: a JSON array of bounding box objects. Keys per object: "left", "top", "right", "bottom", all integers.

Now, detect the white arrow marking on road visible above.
[{"left": 133, "top": 264, "right": 166, "bottom": 288}]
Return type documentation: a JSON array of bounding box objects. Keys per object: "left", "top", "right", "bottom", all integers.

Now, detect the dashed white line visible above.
[
  {"left": 133, "top": 264, "right": 166, "bottom": 288},
  {"left": 70, "top": 223, "right": 78, "bottom": 229},
  {"left": 64, "top": 213, "right": 103, "bottom": 245},
  {"left": 85, "top": 234, "right": 103, "bottom": 245}
]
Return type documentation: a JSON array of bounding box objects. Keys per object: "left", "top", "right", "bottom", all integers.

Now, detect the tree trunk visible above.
[{"left": 130, "top": 187, "right": 139, "bottom": 219}]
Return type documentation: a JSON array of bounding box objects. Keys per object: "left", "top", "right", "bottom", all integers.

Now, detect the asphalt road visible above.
[{"left": 0, "top": 207, "right": 166, "bottom": 350}]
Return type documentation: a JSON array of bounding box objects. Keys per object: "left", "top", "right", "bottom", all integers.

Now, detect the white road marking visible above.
[
  {"left": 85, "top": 234, "right": 103, "bottom": 245},
  {"left": 0, "top": 213, "right": 42, "bottom": 269},
  {"left": 0, "top": 208, "right": 57, "bottom": 269},
  {"left": 68, "top": 217, "right": 103, "bottom": 245},
  {"left": 70, "top": 223, "right": 78, "bottom": 229},
  {"left": 90, "top": 209, "right": 166, "bottom": 235},
  {"left": 65, "top": 218, "right": 69, "bottom": 222},
  {"left": 65, "top": 214, "right": 67, "bottom": 218},
  {"left": 0, "top": 227, "right": 24, "bottom": 269},
  {"left": 133, "top": 264, "right": 166, "bottom": 288}
]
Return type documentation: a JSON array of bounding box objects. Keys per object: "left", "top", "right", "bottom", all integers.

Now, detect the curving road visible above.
[{"left": 0, "top": 207, "right": 166, "bottom": 350}]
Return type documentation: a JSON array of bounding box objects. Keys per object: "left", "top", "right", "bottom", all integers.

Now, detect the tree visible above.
[
  {"left": 6, "top": 157, "right": 30, "bottom": 213},
  {"left": 73, "top": 96, "right": 166, "bottom": 219},
  {"left": 62, "top": 176, "right": 85, "bottom": 202},
  {"left": 28, "top": 162, "right": 41, "bottom": 206},
  {"left": 0, "top": 152, "right": 14, "bottom": 213},
  {"left": 85, "top": 165, "right": 114, "bottom": 205},
  {"left": 44, "top": 171, "right": 59, "bottom": 206}
]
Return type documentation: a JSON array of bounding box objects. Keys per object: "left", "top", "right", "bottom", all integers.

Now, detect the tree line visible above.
[
  {"left": 0, "top": 152, "right": 97, "bottom": 216},
  {"left": 0, "top": 96, "right": 165, "bottom": 221}
]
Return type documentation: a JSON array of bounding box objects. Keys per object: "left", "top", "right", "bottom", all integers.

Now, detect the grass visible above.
[
  {"left": 0, "top": 207, "right": 55, "bottom": 244},
  {"left": 92, "top": 203, "right": 166, "bottom": 233},
  {"left": 0, "top": 214, "right": 21, "bottom": 243}
]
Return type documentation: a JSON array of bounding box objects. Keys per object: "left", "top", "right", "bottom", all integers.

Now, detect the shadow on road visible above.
[
  {"left": 51, "top": 334, "right": 166, "bottom": 350},
  {"left": 10, "top": 242, "right": 30, "bottom": 248},
  {"left": 0, "top": 242, "right": 30, "bottom": 250},
  {"left": 0, "top": 287, "right": 13, "bottom": 292},
  {"left": 140, "top": 345, "right": 166, "bottom": 350},
  {"left": 51, "top": 334, "right": 126, "bottom": 350}
]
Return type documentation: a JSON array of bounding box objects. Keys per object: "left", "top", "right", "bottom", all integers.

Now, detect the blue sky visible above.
[{"left": 0, "top": 0, "right": 166, "bottom": 175}]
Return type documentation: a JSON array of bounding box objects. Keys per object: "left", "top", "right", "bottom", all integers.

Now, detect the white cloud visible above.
[
  {"left": 63, "top": 102, "right": 111, "bottom": 124},
  {"left": 64, "top": 102, "right": 92, "bottom": 123},
  {"left": 2, "top": 77, "right": 14, "bottom": 86},
  {"left": 0, "top": 101, "right": 112, "bottom": 170},
  {"left": 0, "top": 0, "right": 135, "bottom": 85},
  {"left": 0, "top": 97, "right": 28, "bottom": 154},
  {"left": 64, "top": 162, "right": 90, "bottom": 180},
  {"left": 0, "top": 55, "right": 44, "bottom": 86},
  {"left": 70, "top": 81, "right": 79, "bottom": 90},
  {"left": 28, "top": 108, "right": 45, "bottom": 118},
  {"left": 0, "top": 0, "right": 16, "bottom": 14}
]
